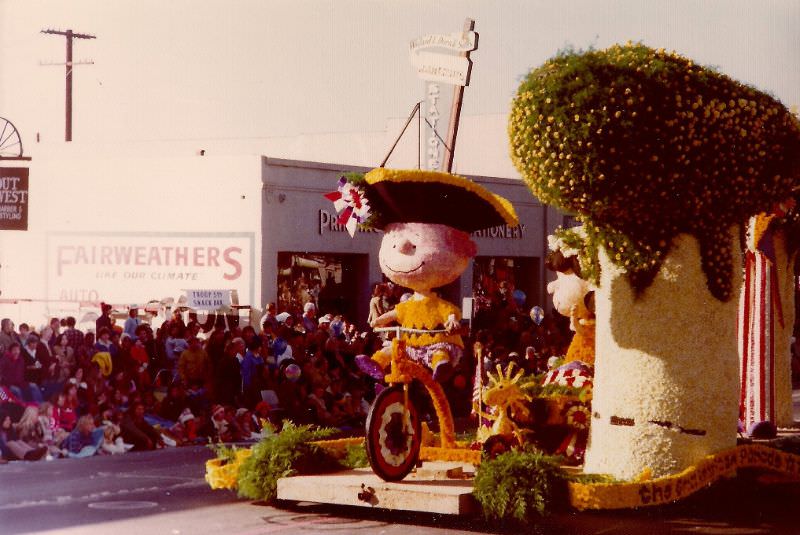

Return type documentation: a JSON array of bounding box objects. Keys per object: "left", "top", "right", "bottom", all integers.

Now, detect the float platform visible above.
[{"left": 276, "top": 462, "right": 478, "bottom": 516}]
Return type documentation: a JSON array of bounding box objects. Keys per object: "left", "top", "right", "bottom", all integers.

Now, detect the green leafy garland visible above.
[
  {"left": 235, "top": 422, "right": 339, "bottom": 501},
  {"left": 473, "top": 449, "right": 568, "bottom": 522},
  {"left": 509, "top": 43, "right": 800, "bottom": 300}
]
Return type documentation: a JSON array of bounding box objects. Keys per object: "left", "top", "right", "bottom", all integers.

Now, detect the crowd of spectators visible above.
[{"left": 0, "top": 285, "right": 572, "bottom": 463}]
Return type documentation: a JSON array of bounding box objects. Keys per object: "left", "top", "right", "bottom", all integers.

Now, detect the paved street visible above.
[{"left": 3, "top": 445, "right": 800, "bottom": 534}]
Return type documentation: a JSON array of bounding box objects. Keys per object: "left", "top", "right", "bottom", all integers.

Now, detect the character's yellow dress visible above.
[{"left": 564, "top": 319, "right": 595, "bottom": 366}]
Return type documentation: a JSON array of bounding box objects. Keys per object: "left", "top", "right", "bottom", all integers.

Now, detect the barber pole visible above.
[{"left": 739, "top": 215, "right": 784, "bottom": 436}]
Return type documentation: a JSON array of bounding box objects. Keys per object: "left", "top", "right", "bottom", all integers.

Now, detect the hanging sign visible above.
[
  {"left": 184, "top": 289, "right": 231, "bottom": 310},
  {"left": 0, "top": 167, "right": 29, "bottom": 231}
]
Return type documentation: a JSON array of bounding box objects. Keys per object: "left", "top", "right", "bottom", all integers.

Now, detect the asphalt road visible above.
[{"left": 3, "top": 445, "right": 800, "bottom": 535}]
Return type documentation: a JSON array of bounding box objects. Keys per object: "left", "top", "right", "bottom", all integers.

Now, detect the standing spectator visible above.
[
  {"left": 135, "top": 324, "right": 158, "bottom": 371},
  {"left": 124, "top": 307, "right": 140, "bottom": 340},
  {"left": 94, "top": 328, "right": 119, "bottom": 368},
  {"left": 77, "top": 332, "right": 96, "bottom": 370},
  {"left": 64, "top": 414, "right": 104, "bottom": 458},
  {"left": 18, "top": 323, "right": 31, "bottom": 346},
  {"left": 177, "top": 336, "right": 212, "bottom": 390},
  {"left": 96, "top": 303, "right": 114, "bottom": 334},
  {"left": 260, "top": 302, "right": 279, "bottom": 333},
  {"left": 216, "top": 339, "right": 243, "bottom": 406},
  {"left": 240, "top": 338, "right": 265, "bottom": 408},
  {"left": 0, "top": 318, "right": 20, "bottom": 354},
  {"left": 1, "top": 343, "right": 42, "bottom": 402},
  {"left": 164, "top": 324, "right": 188, "bottom": 369},
  {"left": 301, "top": 302, "right": 317, "bottom": 335},
  {"left": 39, "top": 327, "right": 55, "bottom": 354},
  {"left": 367, "top": 284, "right": 387, "bottom": 327},
  {"left": 63, "top": 316, "right": 84, "bottom": 354},
  {"left": 48, "top": 318, "right": 62, "bottom": 343}
]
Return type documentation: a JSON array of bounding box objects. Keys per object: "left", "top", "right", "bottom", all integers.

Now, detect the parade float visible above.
[{"left": 206, "top": 42, "right": 800, "bottom": 523}]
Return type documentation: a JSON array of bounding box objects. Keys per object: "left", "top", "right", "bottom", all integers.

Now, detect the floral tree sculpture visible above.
[{"left": 509, "top": 43, "right": 800, "bottom": 479}]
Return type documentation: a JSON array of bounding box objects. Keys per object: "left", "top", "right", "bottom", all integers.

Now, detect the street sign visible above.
[
  {"left": 0, "top": 167, "right": 29, "bottom": 231},
  {"left": 409, "top": 31, "right": 478, "bottom": 54},
  {"left": 410, "top": 51, "right": 473, "bottom": 86}
]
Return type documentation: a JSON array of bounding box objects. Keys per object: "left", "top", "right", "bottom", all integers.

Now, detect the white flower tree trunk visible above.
[
  {"left": 774, "top": 232, "right": 796, "bottom": 428},
  {"left": 584, "top": 231, "right": 742, "bottom": 480}
]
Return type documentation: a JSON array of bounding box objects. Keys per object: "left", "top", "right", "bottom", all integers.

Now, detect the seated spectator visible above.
[
  {"left": 100, "top": 420, "right": 131, "bottom": 455},
  {"left": 1, "top": 342, "right": 43, "bottom": 403},
  {"left": 210, "top": 404, "right": 233, "bottom": 442},
  {"left": 120, "top": 401, "right": 163, "bottom": 451},
  {"left": 306, "top": 384, "right": 335, "bottom": 426},
  {"left": 1, "top": 414, "right": 47, "bottom": 461},
  {"left": 63, "top": 414, "right": 104, "bottom": 458},
  {"left": 16, "top": 406, "right": 50, "bottom": 459}
]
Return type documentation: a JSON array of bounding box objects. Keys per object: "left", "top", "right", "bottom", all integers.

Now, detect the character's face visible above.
[
  {"left": 378, "top": 222, "right": 476, "bottom": 292},
  {"left": 547, "top": 270, "right": 591, "bottom": 318}
]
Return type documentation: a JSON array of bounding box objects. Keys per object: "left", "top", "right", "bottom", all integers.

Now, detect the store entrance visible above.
[{"left": 276, "top": 252, "right": 369, "bottom": 322}]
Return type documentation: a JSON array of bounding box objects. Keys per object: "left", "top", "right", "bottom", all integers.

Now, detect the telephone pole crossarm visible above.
[{"left": 40, "top": 28, "right": 96, "bottom": 142}]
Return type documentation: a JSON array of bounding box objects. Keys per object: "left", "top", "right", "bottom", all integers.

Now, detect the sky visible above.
[{"left": 1, "top": 0, "right": 798, "bottom": 156}]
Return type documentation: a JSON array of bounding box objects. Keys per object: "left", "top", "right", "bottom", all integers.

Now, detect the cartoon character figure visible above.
[
  {"left": 367, "top": 220, "right": 475, "bottom": 380},
  {"left": 328, "top": 168, "right": 518, "bottom": 382},
  {"left": 545, "top": 230, "right": 595, "bottom": 367}
]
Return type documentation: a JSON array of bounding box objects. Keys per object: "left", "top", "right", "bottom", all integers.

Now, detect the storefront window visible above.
[{"left": 276, "top": 252, "right": 366, "bottom": 319}]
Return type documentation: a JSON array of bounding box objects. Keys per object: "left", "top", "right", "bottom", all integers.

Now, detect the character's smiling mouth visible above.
[{"left": 386, "top": 261, "right": 425, "bottom": 274}]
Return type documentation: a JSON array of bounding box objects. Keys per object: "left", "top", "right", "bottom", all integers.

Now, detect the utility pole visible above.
[{"left": 40, "top": 29, "right": 96, "bottom": 142}]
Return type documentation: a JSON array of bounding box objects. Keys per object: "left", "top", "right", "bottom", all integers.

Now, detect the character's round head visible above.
[
  {"left": 545, "top": 229, "right": 594, "bottom": 319},
  {"left": 379, "top": 222, "right": 476, "bottom": 292}
]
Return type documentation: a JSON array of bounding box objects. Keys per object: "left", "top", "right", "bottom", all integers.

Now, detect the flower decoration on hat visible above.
[{"left": 324, "top": 175, "right": 371, "bottom": 237}]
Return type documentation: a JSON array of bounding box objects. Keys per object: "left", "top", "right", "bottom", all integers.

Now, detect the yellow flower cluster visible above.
[
  {"left": 311, "top": 437, "right": 365, "bottom": 459},
  {"left": 205, "top": 448, "right": 252, "bottom": 490},
  {"left": 570, "top": 444, "right": 800, "bottom": 510},
  {"left": 509, "top": 42, "right": 800, "bottom": 300},
  {"left": 420, "top": 446, "right": 482, "bottom": 465}
]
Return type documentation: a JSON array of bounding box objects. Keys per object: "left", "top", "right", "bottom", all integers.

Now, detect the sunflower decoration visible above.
[{"left": 478, "top": 362, "right": 533, "bottom": 441}]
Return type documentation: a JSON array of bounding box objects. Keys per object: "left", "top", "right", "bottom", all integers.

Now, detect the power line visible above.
[{"left": 40, "top": 28, "right": 96, "bottom": 142}]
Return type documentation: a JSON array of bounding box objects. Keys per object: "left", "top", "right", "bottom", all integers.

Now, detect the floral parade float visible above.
[
  {"left": 207, "top": 43, "right": 800, "bottom": 521},
  {"left": 507, "top": 41, "right": 800, "bottom": 504}
]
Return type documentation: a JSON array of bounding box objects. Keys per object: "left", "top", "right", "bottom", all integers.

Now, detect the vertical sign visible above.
[
  {"left": 424, "top": 82, "right": 455, "bottom": 171},
  {"left": 0, "top": 167, "right": 29, "bottom": 231},
  {"left": 409, "top": 20, "right": 478, "bottom": 171}
]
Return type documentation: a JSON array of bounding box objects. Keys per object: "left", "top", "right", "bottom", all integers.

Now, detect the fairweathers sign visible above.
[
  {"left": 46, "top": 232, "right": 254, "bottom": 304},
  {"left": 0, "top": 168, "right": 29, "bottom": 231}
]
